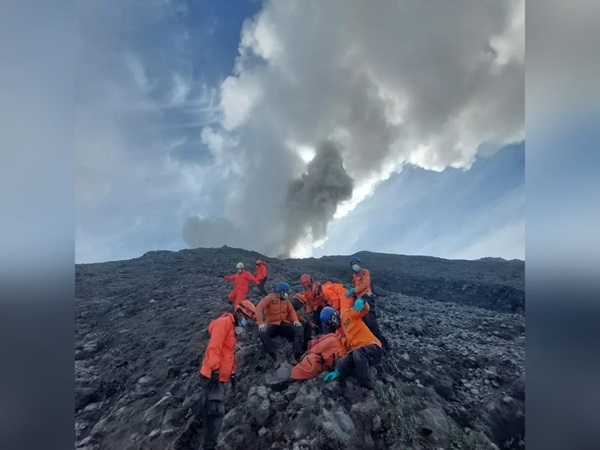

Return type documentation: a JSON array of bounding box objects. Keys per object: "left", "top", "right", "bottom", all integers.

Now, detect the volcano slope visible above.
[{"left": 75, "top": 247, "right": 525, "bottom": 450}]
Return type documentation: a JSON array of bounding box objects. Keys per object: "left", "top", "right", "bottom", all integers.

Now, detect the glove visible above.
[
  {"left": 324, "top": 369, "right": 341, "bottom": 382},
  {"left": 344, "top": 287, "right": 355, "bottom": 298},
  {"left": 293, "top": 321, "right": 302, "bottom": 327},
  {"left": 230, "top": 373, "right": 237, "bottom": 392},
  {"left": 259, "top": 324, "right": 268, "bottom": 332},
  {"left": 353, "top": 298, "right": 365, "bottom": 310}
]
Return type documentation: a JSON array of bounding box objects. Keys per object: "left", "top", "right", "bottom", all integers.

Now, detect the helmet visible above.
[
  {"left": 349, "top": 256, "right": 361, "bottom": 265},
  {"left": 312, "top": 281, "right": 323, "bottom": 297},
  {"left": 300, "top": 274, "right": 312, "bottom": 286},
  {"left": 320, "top": 306, "right": 337, "bottom": 324},
  {"left": 255, "top": 260, "right": 262, "bottom": 265},
  {"left": 275, "top": 282, "right": 290, "bottom": 293},
  {"left": 236, "top": 262, "right": 244, "bottom": 269},
  {"left": 235, "top": 300, "right": 256, "bottom": 321}
]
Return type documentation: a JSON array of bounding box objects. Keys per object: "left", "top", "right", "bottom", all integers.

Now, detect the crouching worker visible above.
[
  {"left": 290, "top": 330, "right": 340, "bottom": 380},
  {"left": 320, "top": 304, "right": 383, "bottom": 402},
  {"left": 198, "top": 305, "right": 255, "bottom": 450},
  {"left": 256, "top": 282, "right": 304, "bottom": 367}
]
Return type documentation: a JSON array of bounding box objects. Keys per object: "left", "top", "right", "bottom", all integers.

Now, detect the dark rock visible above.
[{"left": 418, "top": 407, "right": 450, "bottom": 446}]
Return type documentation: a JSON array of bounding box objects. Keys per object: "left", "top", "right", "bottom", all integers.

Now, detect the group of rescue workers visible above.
[{"left": 198, "top": 256, "right": 390, "bottom": 450}]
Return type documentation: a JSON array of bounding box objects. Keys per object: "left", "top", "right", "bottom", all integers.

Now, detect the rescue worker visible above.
[
  {"left": 255, "top": 259, "right": 268, "bottom": 297},
  {"left": 256, "top": 282, "right": 304, "bottom": 367},
  {"left": 345, "top": 256, "right": 390, "bottom": 351},
  {"left": 300, "top": 274, "right": 328, "bottom": 335},
  {"left": 291, "top": 293, "right": 315, "bottom": 352},
  {"left": 320, "top": 304, "right": 383, "bottom": 402},
  {"left": 290, "top": 328, "right": 340, "bottom": 380},
  {"left": 224, "top": 262, "right": 258, "bottom": 307},
  {"left": 198, "top": 304, "right": 255, "bottom": 450}
]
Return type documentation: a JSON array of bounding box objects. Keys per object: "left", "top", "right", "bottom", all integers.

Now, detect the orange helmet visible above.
[
  {"left": 235, "top": 300, "right": 257, "bottom": 321},
  {"left": 300, "top": 274, "right": 312, "bottom": 286}
]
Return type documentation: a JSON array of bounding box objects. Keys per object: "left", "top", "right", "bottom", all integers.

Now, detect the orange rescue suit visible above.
[
  {"left": 336, "top": 303, "right": 381, "bottom": 356},
  {"left": 225, "top": 270, "right": 258, "bottom": 305},
  {"left": 255, "top": 293, "right": 299, "bottom": 325},
  {"left": 200, "top": 312, "right": 236, "bottom": 382},
  {"left": 352, "top": 267, "right": 373, "bottom": 299},
  {"left": 255, "top": 261, "right": 267, "bottom": 281}
]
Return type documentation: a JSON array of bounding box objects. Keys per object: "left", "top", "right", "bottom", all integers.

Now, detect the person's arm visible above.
[
  {"left": 224, "top": 274, "right": 236, "bottom": 282},
  {"left": 246, "top": 271, "right": 259, "bottom": 285},
  {"left": 255, "top": 296, "right": 271, "bottom": 325},
  {"left": 347, "top": 301, "right": 370, "bottom": 319},
  {"left": 288, "top": 302, "right": 299, "bottom": 323}
]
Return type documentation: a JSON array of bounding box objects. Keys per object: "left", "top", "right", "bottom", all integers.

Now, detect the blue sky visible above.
[{"left": 76, "top": 0, "right": 525, "bottom": 263}]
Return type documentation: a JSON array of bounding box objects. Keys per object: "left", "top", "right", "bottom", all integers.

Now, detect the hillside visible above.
[{"left": 75, "top": 246, "right": 525, "bottom": 450}]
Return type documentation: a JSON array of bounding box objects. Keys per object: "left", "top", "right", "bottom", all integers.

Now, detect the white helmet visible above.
[{"left": 236, "top": 262, "right": 244, "bottom": 269}]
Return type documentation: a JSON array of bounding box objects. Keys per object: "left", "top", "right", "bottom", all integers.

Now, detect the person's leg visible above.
[
  {"left": 302, "top": 322, "right": 313, "bottom": 351},
  {"left": 312, "top": 307, "right": 323, "bottom": 335},
  {"left": 259, "top": 277, "right": 268, "bottom": 296},
  {"left": 351, "top": 346, "right": 375, "bottom": 390},
  {"left": 363, "top": 343, "right": 384, "bottom": 367},
  {"left": 227, "top": 291, "right": 236, "bottom": 303},
  {"left": 200, "top": 378, "right": 225, "bottom": 450},
  {"left": 257, "top": 324, "right": 279, "bottom": 356},
  {"left": 278, "top": 323, "right": 304, "bottom": 357},
  {"left": 335, "top": 353, "right": 355, "bottom": 378}
]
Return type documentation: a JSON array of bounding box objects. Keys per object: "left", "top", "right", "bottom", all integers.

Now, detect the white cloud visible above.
[{"left": 186, "top": 0, "right": 524, "bottom": 257}]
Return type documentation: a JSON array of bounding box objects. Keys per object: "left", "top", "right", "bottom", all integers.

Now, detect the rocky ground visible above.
[{"left": 75, "top": 246, "right": 525, "bottom": 450}]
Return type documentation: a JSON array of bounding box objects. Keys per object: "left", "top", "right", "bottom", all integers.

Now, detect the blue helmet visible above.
[
  {"left": 275, "top": 282, "right": 290, "bottom": 293},
  {"left": 320, "top": 306, "right": 336, "bottom": 324},
  {"left": 349, "top": 256, "right": 362, "bottom": 265}
]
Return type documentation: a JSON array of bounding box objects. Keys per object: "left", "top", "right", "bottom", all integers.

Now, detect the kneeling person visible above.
[
  {"left": 256, "top": 282, "right": 304, "bottom": 366},
  {"left": 320, "top": 304, "right": 383, "bottom": 400}
]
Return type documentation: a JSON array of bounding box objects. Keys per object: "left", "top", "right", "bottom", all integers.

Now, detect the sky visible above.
[{"left": 76, "top": 0, "right": 525, "bottom": 263}]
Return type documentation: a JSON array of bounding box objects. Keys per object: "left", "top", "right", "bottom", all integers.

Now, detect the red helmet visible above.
[{"left": 300, "top": 274, "right": 312, "bottom": 286}]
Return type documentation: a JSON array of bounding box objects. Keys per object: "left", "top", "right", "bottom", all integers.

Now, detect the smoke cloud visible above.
[{"left": 183, "top": 0, "right": 524, "bottom": 257}]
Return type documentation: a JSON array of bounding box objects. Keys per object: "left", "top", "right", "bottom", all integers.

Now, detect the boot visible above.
[
  {"left": 288, "top": 353, "right": 301, "bottom": 365},
  {"left": 274, "top": 351, "right": 285, "bottom": 368}
]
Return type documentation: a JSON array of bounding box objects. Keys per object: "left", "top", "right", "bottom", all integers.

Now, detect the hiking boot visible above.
[
  {"left": 288, "top": 353, "right": 301, "bottom": 365},
  {"left": 274, "top": 351, "right": 285, "bottom": 368}
]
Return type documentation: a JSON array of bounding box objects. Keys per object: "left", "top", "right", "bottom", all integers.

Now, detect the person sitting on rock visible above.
[
  {"left": 198, "top": 304, "right": 255, "bottom": 450},
  {"left": 254, "top": 259, "right": 268, "bottom": 297},
  {"left": 345, "top": 256, "right": 390, "bottom": 351},
  {"left": 291, "top": 293, "right": 316, "bottom": 352},
  {"left": 320, "top": 305, "right": 383, "bottom": 402},
  {"left": 300, "top": 274, "right": 328, "bottom": 335},
  {"left": 224, "top": 262, "right": 258, "bottom": 307},
  {"left": 256, "top": 282, "right": 304, "bottom": 367}
]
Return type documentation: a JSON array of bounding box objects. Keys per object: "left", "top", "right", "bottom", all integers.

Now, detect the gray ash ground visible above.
[{"left": 75, "top": 246, "right": 525, "bottom": 450}]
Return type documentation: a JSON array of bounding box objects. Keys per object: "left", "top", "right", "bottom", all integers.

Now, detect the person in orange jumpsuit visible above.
[
  {"left": 300, "top": 274, "right": 328, "bottom": 335},
  {"left": 254, "top": 260, "right": 268, "bottom": 297},
  {"left": 344, "top": 256, "right": 390, "bottom": 351},
  {"left": 198, "top": 304, "right": 254, "bottom": 450},
  {"left": 256, "top": 282, "right": 304, "bottom": 366},
  {"left": 320, "top": 304, "right": 383, "bottom": 402},
  {"left": 224, "top": 262, "right": 258, "bottom": 307}
]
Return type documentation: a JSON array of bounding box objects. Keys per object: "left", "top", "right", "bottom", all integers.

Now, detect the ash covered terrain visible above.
[{"left": 75, "top": 247, "right": 525, "bottom": 450}]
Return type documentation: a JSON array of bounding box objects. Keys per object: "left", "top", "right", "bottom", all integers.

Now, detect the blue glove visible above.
[
  {"left": 324, "top": 369, "right": 341, "bottom": 382},
  {"left": 353, "top": 298, "right": 365, "bottom": 310},
  {"left": 344, "top": 287, "right": 355, "bottom": 298}
]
